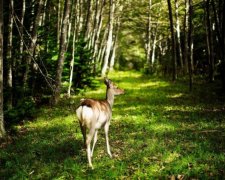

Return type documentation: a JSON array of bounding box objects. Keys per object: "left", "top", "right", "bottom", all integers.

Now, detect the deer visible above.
[{"left": 76, "top": 78, "right": 124, "bottom": 169}]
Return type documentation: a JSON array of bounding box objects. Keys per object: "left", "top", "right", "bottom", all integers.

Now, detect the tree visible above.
[
  {"left": 188, "top": 0, "right": 193, "bottom": 91},
  {"left": 205, "top": 0, "right": 215, "bottom": 82},
  {"left": 175, "top": 0, "right": 183, "bottom": 73},
  {"left": 23, "top": 0, "right": 44, "bottom": 90},
  {"left": 0, "top": 0, "right": 5, "bottom": 138},
  {"left": 183, "top": 0, "right": 189, "bottom": 74},
  {"left": 6, "top": 0, "right": 14, "bottom": 109},
  {"left": 145, "top": 0, "right": 152, "bottom": 72},
  {"left": 167, "top": 0, "right": 177, "bottom": 81},
  {"left": 53, "top": 0, "right": 71, "bottom": 104},
  {"left": 101, "top": 0, "right": 115, "bottom": 77}
]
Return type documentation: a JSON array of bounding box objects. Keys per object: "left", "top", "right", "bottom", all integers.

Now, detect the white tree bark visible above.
[
  {"left": 0, "top": 0, "right": 5, "bottom": 138},
  {"left": 101, "top": 0, "right": 115, "bottom": 77}
]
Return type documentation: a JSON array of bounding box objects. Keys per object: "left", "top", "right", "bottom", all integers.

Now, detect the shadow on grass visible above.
[{"left": 0, "top": 120, "right": 86, "bottom": 178}]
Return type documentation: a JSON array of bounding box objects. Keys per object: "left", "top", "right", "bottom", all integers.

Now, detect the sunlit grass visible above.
[{"left": 1, "top": 71, "right": 225, "bottom": 179}]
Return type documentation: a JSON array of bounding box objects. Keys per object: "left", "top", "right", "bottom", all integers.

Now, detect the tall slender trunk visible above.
[
  {"left": 53, "top": 0, "right": 71, "bottom": 104},
  {"left": 84, "top": 0, "right": 93, "bottom": 44},
  {"left": 19, "top": 0, "right": 25, "bottom": 62},
  {"left": 67, "top": 27, "right": 76, "bottom": 97},
  {"left": 101, "top": 0, "right": 115, "bottom": 76},
  {"left": 167, "top": 0, "right": 177, "bottom": 81},
  {"left": 205, "top": 0, "right": 215, "bottom": 82},
  {"left": 57, "top": 0, "right": 63, "bottom": 47},
  {"left": 151, "top": 3, "right": 161, "bottom": 65},
  {"left": 67, "top": 0, "right": 78, "bottom": 97},
  {"left": 0, "top": 0, "right": 5, "bottom": 138},
  {"left": 109, "top": 2, "right": 123, "bottom": 71},
  {"left": 6, "top": 0, "right": 14, "bottom": 109},
  {"left": 145, "top": 0, "right": 152, "bottom": 71},
  {"left": 93, "top": 0, "right": 105, "bottom": 74},
  {"left": 91, "top": 0, "right": 100, "bottom": 49},
  {"left": 23, "top": 0, "right": 44, "bottom": 90},
  {"left": 188, "top": 0, "right": 193, "bottom": 91},
  {"left": 183, "top": 0, "right": 189, "bottom": 74},
  {"left": 97, "top": 25, "right": 108, "bottom": 70},
  {"left": 175, "top": 0, "right": 183, "bottom": 73},
  {"left": 221, "top": 0, "right": 225, "bottom": 90},
  {"left": 151, "top": 28, "right": 158, "bottom": 65}
]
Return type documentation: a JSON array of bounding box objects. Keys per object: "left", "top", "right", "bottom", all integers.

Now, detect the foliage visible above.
[
  {"left": 1, "top": 71, "right": 224, "bottom": 179},
  {"left": 4, "top": 97, "right": 37, "bottom": 128},
  {"left": 71, "top": 38, "right": 99, "bottom": 92}
]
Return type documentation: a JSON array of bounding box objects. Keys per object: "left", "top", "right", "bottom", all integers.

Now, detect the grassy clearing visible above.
[{"left": 1, "top": 71, "right": 225, "bottom": 179}]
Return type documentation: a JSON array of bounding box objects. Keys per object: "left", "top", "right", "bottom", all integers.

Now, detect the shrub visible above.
[{"left": 4, "top": 97, "right": 37, "bottom": 128}]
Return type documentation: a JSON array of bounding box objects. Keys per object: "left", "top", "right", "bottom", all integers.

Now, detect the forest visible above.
[{"left": 0, "top": 0, "right": 225, "bottom": 178}]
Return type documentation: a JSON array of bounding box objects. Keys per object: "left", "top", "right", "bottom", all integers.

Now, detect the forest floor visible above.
[{"left": 1, "top": 71, "right": 225, "bottom": 179}]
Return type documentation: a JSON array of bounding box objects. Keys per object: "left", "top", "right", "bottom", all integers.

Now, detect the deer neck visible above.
[{"left": 106, "top": 88, "right": 115, "bottom": 108}]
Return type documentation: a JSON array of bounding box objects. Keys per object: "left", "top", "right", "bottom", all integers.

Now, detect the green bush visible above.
[
  {"left": 72, "top": 38, "right": 98, "bottom": 91},
  {"left": 4, "top": 97, "right": 37, "bottom": 128}
]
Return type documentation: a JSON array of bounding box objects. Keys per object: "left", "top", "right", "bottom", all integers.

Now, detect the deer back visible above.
[{"left": 79, "top": 99, "right": 112, "bottom": 129}]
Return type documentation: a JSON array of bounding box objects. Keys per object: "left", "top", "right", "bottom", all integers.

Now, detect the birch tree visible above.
[
  {"left": 23, "top": 0, "right": 44, "bottom": 90},
  {"left": 6, "top": 0, "right": 14, "bottom": 109},
  {"left": 175, "top": 0, "right": 183, "bottom": 73},
  {"left": 0, "top": 0, "right": 5, "bottom": 138},
  {"left": 188, "top": 0, "right": 193, "bottom": 91},
  {"left": 145, "top": 0, "right": 152, "bottom": 72},
  {"left": 92, "top": 0, "right": 106, "bottom": 74},
  {"left": 53, "top": 0, "right": 71, "bottom": 104},
  {"left": 183, "top": 0, "right": 189, "bottom": 74},
  {"left": 101, "top": 0, "right": 115, "bottom": 77},
  {"left": 167, "top": 0, "right": 177, "bottom": 81},
  {"left": 67, "top": 1, "right": 79, "bottom": 97},
  {"left": 205, "top": 0, "right": 215, "bottom": 82},
  {"left": 151, "top": 2, "right": 161, "bottom": 65},
  {"left": 19, "top": 0, "right": 25, "bottom": 62},
  {"left": 109, "top": 1, "right": 123, "bottom": 71}
]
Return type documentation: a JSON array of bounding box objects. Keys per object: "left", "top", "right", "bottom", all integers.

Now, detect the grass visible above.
[{"left": 1, "top": 71, "right": 225, "bottom": 179}]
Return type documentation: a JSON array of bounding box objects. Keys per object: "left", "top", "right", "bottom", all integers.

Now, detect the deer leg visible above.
[
  {"left": 104, "top": 122, "right": 112, "bottom": 158},
  {"left": 79, "top": 122, "right": 86, "bottom": 148},
  {"left": 86, "top": 128, "right": 95, "bottom": 169},
  {"left": 91, "top": 130, "right": 98, "bottom": 157}
]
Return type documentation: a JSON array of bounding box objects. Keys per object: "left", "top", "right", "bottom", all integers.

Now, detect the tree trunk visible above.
[
  {"left": 93, "top": 0, "right": 105, "bottom": 74},
  {"left": 183, "top": 0, "right": 189, "bottom": 74},
  {"left": 53, "top": 0, "right": 71, "bottom": 104},
  {"left": 23, "top": 0, "right": 44, "bottom": 90},
  {"left": 175, "top": 0, "right": 183, "bottom": 73},
  {"left": 84, "top": 0, "right": 93, "bottom": 44},
  {"left": 109, "top": 2, "right": 123, "bottom": 71},
  {"left": 188, "top": 0, "right": 193, "bottom": 91},
  {"left": 221, "top": 0, "right": 225, "bottom": 90},
  {"left": 97, "top": 25, "right": 108, "bottom": 71},
  {"left": 19, "top": 0, "right": 25, "bottom": 62},
  {"left": 0, "top": 0, "right": 5, "bottom": 138},
  {"left": 6, "top": 0, "right": 14, "bottom": 109},
  {"left": 57, "top": 0, "right": 63, "bottom": 47},
  {"left": 67, "top": 0, "right": 78, "bottom": 97},
  {"left": 91, "top": 0, "right": 100, "bottom": 50},
  {"left": 205, "top": 0, "right": 215, "bottom": 82},
  {"left": 101, "top": 0, "right": 115, "bottom": 77},
  {"left": 151, "top": 4, "right": 161, "bottom": 65},
  {"left": 67, "top": 31, "right": 75, "bottom": 97},
  {"left": 167, "top": 0, "right": 177, "bottom": 81},
  {"left": 145, "top": 0, "right": 152, "bottom": 72}
]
